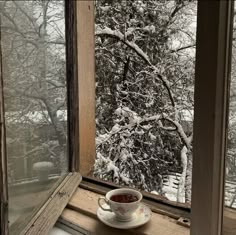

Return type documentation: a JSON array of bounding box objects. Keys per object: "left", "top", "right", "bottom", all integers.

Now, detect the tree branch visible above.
[
  {"left": 0, "top": 10, "right": 39, "bottom": 48},
  {"left": 13, "top": 1, "right": 38, "bottom": 34},
  {"left": 162, "top": 116, "right": 191, "bottom": 149},
  {"left": 96, "top": 26, "right": 175, "bottom": 107},
  {"left": 170, "top": 44, "right": 195, "bottom": 53}
]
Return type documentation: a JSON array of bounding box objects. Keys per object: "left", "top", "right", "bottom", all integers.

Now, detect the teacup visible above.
[{"left": 98, "top": 188, "right": 142, "bottom": 221}]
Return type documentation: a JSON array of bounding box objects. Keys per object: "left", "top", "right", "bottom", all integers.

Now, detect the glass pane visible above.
[
  {"left": 224, "top": 2, "right": 236, "bottom": 234},
  {"left": 0, "top": 0, "right": 68, "bottom": 232},
  {"left": 93, "top": 0, "right": 197, "bottom": 205}
]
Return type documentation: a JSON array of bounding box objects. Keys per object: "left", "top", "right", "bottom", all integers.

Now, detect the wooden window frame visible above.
[
  {"left": 0, "top": 10, "right": 8, "bottom": 233},
  {"left": 77, "top": 0, "right": 95, "bottom": 176},
  {"left": 1, "top": 0, "right": 235, "bottom": 235},
  {"left": 191, "top": 1, "right": 234, "bottom": 235},
  {"left": 79, "top": 1, "right": 236, "bottom": 235},
  {"left": 0, "top": 1, "right": 93, "bottom": 234}
]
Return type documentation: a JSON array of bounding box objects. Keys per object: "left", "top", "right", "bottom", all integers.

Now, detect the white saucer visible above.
[{"left": 97, "top": 203, "right": 152, "bottom": 229}]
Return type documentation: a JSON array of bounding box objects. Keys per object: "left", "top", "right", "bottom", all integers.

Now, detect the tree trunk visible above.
[
  {"left": 177, "top": 146, "right": 188, "bottom": 203},
  {"left": 185, "top": 151, "right": 192, "bottom": 203}
]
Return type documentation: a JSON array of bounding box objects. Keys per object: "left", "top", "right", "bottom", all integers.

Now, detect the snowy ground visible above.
[
  {"left": 157, "top": 173, "right": 236, "bottom": 207},
  {"left": 162, "top": 173, "right": 181, "bottom": 202},
  {"left": 225, "top": 181, "right": 236, "bottom": 208}
]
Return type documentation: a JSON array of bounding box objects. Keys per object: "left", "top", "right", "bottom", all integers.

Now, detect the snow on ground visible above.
[
  {"left": 225, "top": 181, "right": 236, "bottom": 208},
  {"left": 153, "top": 174, "right": 236, "bottom": 207},
  {"left": 161, "top": 173, "right": 181, "bottom": 202}
]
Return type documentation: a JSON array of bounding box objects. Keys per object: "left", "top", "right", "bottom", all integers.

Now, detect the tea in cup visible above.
[{"left": 98, "top": 188, "right": 142, "bottom": 221}]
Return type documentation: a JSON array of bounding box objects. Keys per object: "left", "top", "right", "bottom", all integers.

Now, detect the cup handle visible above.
[{"left": 98, "top": 196, "right": 112, "bottom": 212}]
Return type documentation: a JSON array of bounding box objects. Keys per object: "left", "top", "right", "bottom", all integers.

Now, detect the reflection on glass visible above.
[
  {"left": 224, "top": 2, "right": 236, "bottom": 235},
  {"left": 93, "top": 0, "right": 197, "bottom": 204},
  {"left": 0, "top": 0, "right": 68, "bottom": 232}
]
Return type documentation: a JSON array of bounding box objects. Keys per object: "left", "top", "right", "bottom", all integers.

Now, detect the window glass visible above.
[
  {"left": 224, "top": 2, "right": 236, "bottom": 234},
  {"left": 93, "top": 0, "right": 197, "bottom": 204},
  {"left": 0, "top": 0, "right": 68, "bottom": 232}
]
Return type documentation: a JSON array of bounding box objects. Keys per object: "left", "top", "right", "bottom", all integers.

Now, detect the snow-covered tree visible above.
[
  {"left": 94, "top": 0, "right": 197, "bottom": 203},
  {"left": 0, "top": 0, "right": 67, "bottom": 183}
]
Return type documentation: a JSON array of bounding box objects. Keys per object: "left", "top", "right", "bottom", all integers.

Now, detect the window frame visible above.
[
  {"left": 77, "top": 0, "right": 96, "bottom": 176},
  {"left": 0, "top": 0, "right": 235, "bottom": 235},
  {"left": 191, "top": 1, "right": 234, "bottom": 235},
  {"left": 0, "top": 1, "right": 85, "bottom": 234},
  {"left": 0, "top": 9, "right": 8, "bottom": 232},
  {"left": 80, "top": 1, "right": 236, "bottom": 234}
]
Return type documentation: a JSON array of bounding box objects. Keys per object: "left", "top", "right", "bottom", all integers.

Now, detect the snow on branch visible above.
[
  {"left": 162, "top": 116, "right": 192, "bottom": 149},
  {"left": 96, "top": 113, "right": 161, "bottom": 147},
  {"left": 97, "top": 108, "right": 192, "bottom": 150},
  {"left": 170, "top": 44, "right": 195, "bottom": 53},
  {"left": 96, "top": 26, "right": 175, "bottom": 107},
  {"left": 95, "top": 152, "right": 119, "bottom": 178},
  {"left": 96, "top": 26, "right": 151, "bottom": 64},
  {"left": 177, "top": 146, "right": 188, "bottom": 203}
]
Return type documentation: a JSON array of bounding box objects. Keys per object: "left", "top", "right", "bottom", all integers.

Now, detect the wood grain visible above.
[
  {"left": 77, "top": 0, "right": 96, "bottom": 176},
  {"left": 66, "top": 0, "right": 79, "bottom": 172},
  {"left": 7, "top": 2, "right": 81, "bottom": 234},
  {"left": 191, "top": 1, "right": 234, "bottom": 235},
  {"left": 9, "top": 178, "right": 63, "bottom": 233},
  {"left": 61, "top": 187, "right": 189, "bottom": 235},
  {"left": 80, "top": 180, "right": 190, "bottom": 219},
  {"left": 12, "top": 173, "right": 82, "bottom": 235},
  {"left": 224, "top": 207, "right": 236, "bottom": 235}
]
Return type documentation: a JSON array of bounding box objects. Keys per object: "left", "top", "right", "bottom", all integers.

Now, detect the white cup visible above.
[{"left": 98, "top": 188, "right": 142, "bottom": 221}]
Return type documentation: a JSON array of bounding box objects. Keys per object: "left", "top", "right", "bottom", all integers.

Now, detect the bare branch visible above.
[
  {"left": 0, "top": 10, "right": 39, "bottom": 47},
  {"left": 170, "top": 44, "right": 195, "bottom": 53},
  {"left": 12, "top": 1, "right": 38, "bottom": 34}
]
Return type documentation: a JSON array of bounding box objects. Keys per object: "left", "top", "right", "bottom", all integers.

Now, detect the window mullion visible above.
[
  {"left": 191, "top": 1, "right": 234, "bottom": 235},
  {"left": 77, "top": 1, "right": 96, "bottom": 175}
]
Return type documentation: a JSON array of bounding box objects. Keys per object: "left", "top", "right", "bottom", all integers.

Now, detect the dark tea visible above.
[{"left": 110, "top": 193, "right": 138, "bottom": 203}]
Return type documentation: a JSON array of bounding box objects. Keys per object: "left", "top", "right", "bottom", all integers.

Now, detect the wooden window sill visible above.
[{"left": 58, "top": 187, "right": 190, "bottom": 235}]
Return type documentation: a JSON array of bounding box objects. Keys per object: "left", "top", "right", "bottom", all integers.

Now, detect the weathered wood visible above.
[
  {"left": 69, "top": 187, "right": 190, "bottom": 221},
  {"left": 191, "top": 1, "right": 234, "bottom": 235},
  {"left": 0, "top": 12, "right": 8, "bottom": 235},
  {"left": 67, "top": 188, "right": 98, "bottom": 219},
  {"left": 66, "top": 0, "right": 79, "bottom": 172},
  {"left": 81, "top": 178, "right": 190, "bottom": 219},
  {"left": 177, "top": 217, "right": 190, "bottom": 228},
  {"left": 223, "top": 207, "right": 236, "bottom": 235},
  {"left": 77, "top": 0, "right": 96, "bottom": 175},
  {"left": 9, "top": 173, "right": 82, "bottom": 235},
  {"left": 2, "top": 1, "right": 81, "bottom": 235},
  {"left": 9, "top": 178, "right": 65, "bottom": 233},
  {"left": 60, "top": 188, "right": 190, "bottom": 235}
]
